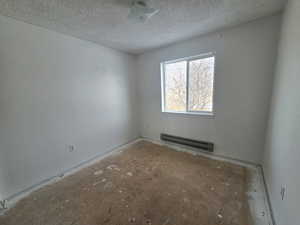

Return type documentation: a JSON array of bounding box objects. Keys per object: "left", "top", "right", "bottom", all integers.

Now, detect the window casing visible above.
[{"left": 161, "top": 53, "right": 215, "bottom": 116}]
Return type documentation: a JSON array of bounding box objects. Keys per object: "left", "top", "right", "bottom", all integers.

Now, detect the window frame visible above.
[{"left": 160, "top": 52, "right": 216, "bottom": 117}]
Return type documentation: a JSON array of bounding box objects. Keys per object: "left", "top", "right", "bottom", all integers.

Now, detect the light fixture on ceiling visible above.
[{"left": 128, "top": 0, "right": 159, "bottom": 22}]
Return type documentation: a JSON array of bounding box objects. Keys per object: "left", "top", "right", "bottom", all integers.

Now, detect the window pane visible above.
[
  {"left": 164, "top": 61, "right": 187, "bottom": 111},
  {"left": 188, "top": 57, "right": 215, "bottom": 112}
]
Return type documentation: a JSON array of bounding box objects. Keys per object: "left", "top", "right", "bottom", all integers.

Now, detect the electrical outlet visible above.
[
  {"left": 67, "top": 145, "right": 75, "bottom": 152},
  {"left": 280, "top": 186, "right": 286, "bottom": 200}
]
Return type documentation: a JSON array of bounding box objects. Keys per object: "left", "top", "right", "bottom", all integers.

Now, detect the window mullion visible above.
[
  {"left": 162, "top": 63, "right": 166, "bottom": 112},
  {"left": 186, "top": 60, "right": 189, "bottom": 112}
]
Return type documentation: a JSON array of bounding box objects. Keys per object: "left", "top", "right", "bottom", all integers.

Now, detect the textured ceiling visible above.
[{"left": 0, "top": 0, "right": 286, "bottom": 54}]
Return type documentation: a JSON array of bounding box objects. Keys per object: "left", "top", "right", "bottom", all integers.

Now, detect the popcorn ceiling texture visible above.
[{"left": 0, "top": 0, "right": 285, "bottom": 54}]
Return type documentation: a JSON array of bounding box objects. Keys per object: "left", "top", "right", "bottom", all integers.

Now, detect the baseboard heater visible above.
[{"left": 160, "top": 133, "right": 214, "bottom": 152}]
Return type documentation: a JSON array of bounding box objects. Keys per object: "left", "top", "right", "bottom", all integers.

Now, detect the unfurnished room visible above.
[{"left": 0, "top": 0, "right": 299, "bottom": 225}]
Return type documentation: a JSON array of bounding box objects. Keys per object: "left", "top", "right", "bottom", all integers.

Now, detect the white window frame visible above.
[{"left": 160, "top": 52, "right": 216, "bottom": 116}]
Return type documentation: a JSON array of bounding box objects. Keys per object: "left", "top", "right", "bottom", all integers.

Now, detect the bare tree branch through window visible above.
[{"left": 163, "top": 55, "right": 215, "bottom": 114}]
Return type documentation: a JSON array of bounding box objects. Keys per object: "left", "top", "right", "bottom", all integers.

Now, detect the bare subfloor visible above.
[{"left": 0, "top": 141, "right": 251, "bottom": 225}]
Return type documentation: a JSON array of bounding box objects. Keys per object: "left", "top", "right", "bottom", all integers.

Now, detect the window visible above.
[{"left": 161, "top": 53, "right": 215, "bottom": 115}]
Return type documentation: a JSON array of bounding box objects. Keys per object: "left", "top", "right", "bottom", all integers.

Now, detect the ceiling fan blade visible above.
[{"left": 128, "top": 0, "right": 159, "bottom": 22}]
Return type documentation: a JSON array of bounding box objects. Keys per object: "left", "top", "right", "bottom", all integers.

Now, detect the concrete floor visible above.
[{"left": 0, "top": 141, "right": 252, "bottom": 225}]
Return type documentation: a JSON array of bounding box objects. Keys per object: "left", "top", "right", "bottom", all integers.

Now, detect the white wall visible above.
[
  {"left": 263, "top": 1, "right": 300, "bottom": 225},
  {"left": 0, "top": 15, "right": 139, "bottom": 200},
  {"left": 137, "top": 15, "right": 281, "bottom": 163}
]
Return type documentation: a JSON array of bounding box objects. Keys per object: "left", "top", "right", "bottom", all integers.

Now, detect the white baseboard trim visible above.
[
  {"left": 140, "top": 137, "right": 259, "bottom": 168},
  {"left": 0, "top": 138, "right": 142, "bottom": 214},
  {"left": 260, "top": 166, "right": 277, "bottom": 225}
]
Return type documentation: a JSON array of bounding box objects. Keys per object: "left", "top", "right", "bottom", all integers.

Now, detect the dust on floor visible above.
[{"left": 0, "top": 141, "right": 251, "bottom": 225}]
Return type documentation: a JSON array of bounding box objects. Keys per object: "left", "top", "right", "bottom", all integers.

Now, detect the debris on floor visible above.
[
  {"left": 0, "top": 141, "right": 252, "bottom": 225},
  {"left": 93, "top": 169, "right": 103, "bottom": 176},
  {"left": 126, "top": 172, "right": 133, "bottom": 176},
  {"left": 107, "top": 164, "right": 120, "bottom": 171}
]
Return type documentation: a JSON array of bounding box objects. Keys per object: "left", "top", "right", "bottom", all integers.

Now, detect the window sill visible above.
[{"left": 162, "top": 111, "right": 215, "bottom": 118}]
